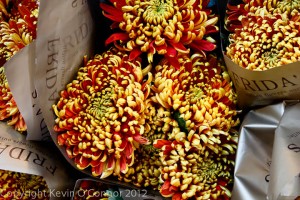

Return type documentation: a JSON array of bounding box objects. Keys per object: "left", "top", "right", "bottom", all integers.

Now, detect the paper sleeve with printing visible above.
[
  {"left": 33, "top": 0, "right": 94, "bottom": 148},
  {"left": 5, "top": 41, "right": 50, "bottom": 141},
  {"left": 223, "top": 55, "right": 300, "bottom": 109},
  {"left": 0, "top": 122, "right": 76, "bottom": 200}
]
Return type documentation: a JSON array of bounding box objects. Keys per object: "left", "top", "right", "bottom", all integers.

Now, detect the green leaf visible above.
[{"left": 173, "top": 111, "right": 188, "bottom": 133}]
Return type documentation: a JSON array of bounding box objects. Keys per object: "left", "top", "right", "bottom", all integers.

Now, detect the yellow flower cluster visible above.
[
  {"left": 226, "top": 0, "right": 300, "bottom": 70},
  {"left": 0, "top": 169, "right": 49, "bottom": 199}
]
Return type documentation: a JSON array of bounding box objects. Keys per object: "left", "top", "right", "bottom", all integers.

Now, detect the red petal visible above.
[
  {"left": 124, "top": 142, "right": 133, "bottom": 159},
  {"left": 92, "top": 162, "right": 105, "bottom": 176},
  {"left": 172, "top": 193, "right": 183, "bottom": 200},
  {"left": 57, "top": 134, "right": 67, "bottom": 145},
  {"left": 205, "top": 25, "right": 219, "bottom": 34},
  {"left": 160, "top": 180, "right": 175, "bottom": 197},
  {"left": 166, "top": 46, "right": 177, "bottom": 57},
  {"left": 153, "top": 139, "right": 171, "bottom": 149},
  {"left": 119, "top": 139, "right": 127, "bottom": 151},
  {"left": 166, "top": 56, "right": 180, "bottom": 70},
  {"left": 105, "top": 33, "right": 129, "bottom": 46},
  {"left": 110, "top": 0, "right": 126, "bottom": 8},
  {"left": 120, "top": 155, "right": 127, "bottom": 173},
  {"left": 100, "top": 3, "right": 123, "bottom": 22},
  {"left": 129, "top": 48, "right": 142, "bottom": 61},
  {"left": 75, "top": 156, "right": 90, "bottom": 169},
  {"left": 190, "top": 40, "right": 216, "bottom": 52},
  {"left": 133, "top": 134, "right": 149, "bottom": 144},
  {"left": 107, "top": 156, "right": 115, "bottom": 170},
  {"left": 170, "top": 42, "right": 189, "bottom": 54}
]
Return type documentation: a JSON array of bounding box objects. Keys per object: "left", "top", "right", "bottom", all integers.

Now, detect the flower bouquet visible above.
[
  {"left": 32, "top": 0, "right": 242, "bottom": 199},
  {"left": 222, "top": 0, "right": 300, "bottom": 108}
]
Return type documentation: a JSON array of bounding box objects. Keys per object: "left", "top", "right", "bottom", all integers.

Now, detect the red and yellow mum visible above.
[
  {"left": 53, "top": 48, "right": 154, "bottom": 178},
  {"left": 0, "top": 67, "right": 26, "bottom": 132},
  {"left": 227, "top": 12, "right": 300, "bottom": 70},
  {"left": 225, "top": 0, "right": 300, "bottom": 32},
  {"left": 100, "top": 0, "right": 218, "bottom": 64},
  {"left": 0, "top": 0, "right": 38, "bottom": 63},
  {"left": 151, "top": 53, "right": 239, "bottom": 152},
  {"left": 154, "top": 140, "right": 236, "bottom": 200}
]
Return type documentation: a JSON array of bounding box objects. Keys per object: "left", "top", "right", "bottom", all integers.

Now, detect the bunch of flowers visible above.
[
  {"left": 53, "top": 51, "right": 240, "bottom": 199},
  {"left": 53, "top": 1, "right": 240, "bottom": 199},
  {"left": 0, "top": 169, "right": 49, "bottom": 200},
  {"left": 100, "top": 0, "right": 219, "bottom": 67},
  {"left": 151, "top": 53, "right": 239, "bottom": 199},
  {"left": 53, "top": 48, "right": 154, "bottom": 178},
  {"left": 0, "top": 0, "right": 39, "bottom": 132},
  {"left": 225, "top": 0, "right": 300, "bottom": 70},
  {"left": 225, "top": 0, "right": 300, "bottom": 32}
]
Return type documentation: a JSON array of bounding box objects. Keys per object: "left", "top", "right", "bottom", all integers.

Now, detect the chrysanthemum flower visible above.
[
  {"left": 0, "top": 169, "right": 49, "bottom": 199},
  {"left": 117, "top": 142, "right": 163, "bottom": 190},
  {"left": 226, "top": 12, "right": 300, "bottom": 70},
  {"left": 153, "top": 140, "right": 237, "bottom": 200},
  {"left": 53, "top": 48, "right": 154, "bottom": 178},
  {"left": 0, "top": 0, "right": 38, "bottom": 63},
  {"left": 151, "top": 53, "right": 239, "bottom": 152},
  {"left": 0, "top": 67, "right": 27, "bottom": 132},
  {"left": 100, "top": 0, "right": 218, "bottom": 64},
  {"left": 225, "top": 0, "right": 300, "bottom": 32}
]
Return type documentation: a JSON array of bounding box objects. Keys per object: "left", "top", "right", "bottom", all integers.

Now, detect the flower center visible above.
[
  {"left": 87, "top": 88, "right": 114, "bottom": 120},
  {"left": 276, "top": 0, "right": 300, "bottom": 14},
  {"left": 143, "top": 0, "right": 174, "bottom": 25},
  {"left": 186, "top": 86, "right": 204, "bottom": 103},
  {"left": 197, "top": 159, "right": 220, "bottom": 183},
  {"left": 261, "top": 49, "right": 280, "bottom": 68}
]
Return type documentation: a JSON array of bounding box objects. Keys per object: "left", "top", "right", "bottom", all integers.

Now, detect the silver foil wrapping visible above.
[{"left": 232, "top": 101, "right": 300, "bottom": 200}]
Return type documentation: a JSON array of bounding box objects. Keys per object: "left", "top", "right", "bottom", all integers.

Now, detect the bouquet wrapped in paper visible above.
[
  {"left": 30, "top": 1, "right": 243, "bottom": 199},
  {"left": 222, "top": 0, "right": 300, "bottom": 108}
]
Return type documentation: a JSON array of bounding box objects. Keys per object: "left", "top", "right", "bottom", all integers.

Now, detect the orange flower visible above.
[
  {"left": 53, "top": 48, "right": 154, "bottom": 178},
  {"left": 0, "top": 67, "right": 27, "bottom": 132},
  {"left": 117, "top": 142, "right": 163, "bottom": 190},
  {"left": 225, "top": 0, "right": 300, "bottom": 32},
  {"left": 227, "top": 12, "right": 300, "bottom": 70},
  {"left": 100, "top": 0, "right": 218, "bottom": 66},
  {"left": 151, "top": 53, "right": 239, "bottom": 152},
  {"left": 153, "top": 140, "right": 237, "bottom": 200},
  {"left": 0, "top": 0, "right": 38, "bottom": 63}
]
